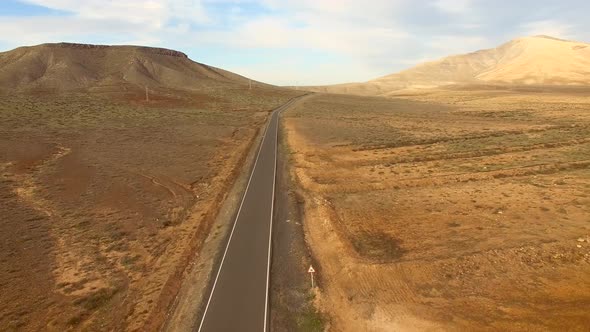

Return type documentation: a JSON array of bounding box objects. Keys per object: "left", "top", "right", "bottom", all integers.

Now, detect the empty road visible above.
[{"left": 197, "top": 96, "right": 305, "bottom": 332}]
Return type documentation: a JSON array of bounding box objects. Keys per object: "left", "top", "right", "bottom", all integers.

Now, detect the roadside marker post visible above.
[{"left": 308, "top": 265, "right": 316, "bottom": 288}]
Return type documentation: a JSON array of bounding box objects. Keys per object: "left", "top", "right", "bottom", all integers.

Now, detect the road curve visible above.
[{"left": 197, "top": 96, "right": 305, "bottom": 332}]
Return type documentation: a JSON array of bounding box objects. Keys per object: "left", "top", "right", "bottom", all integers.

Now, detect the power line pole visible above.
[{"left": 145, "top": 86, "right": 149, "bottom": 102}]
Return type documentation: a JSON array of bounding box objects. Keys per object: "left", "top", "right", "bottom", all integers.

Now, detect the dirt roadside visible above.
[
  {"left": 162, "top": 110, "right": 269, "bottom": 331},
  {"left": 283, "top": 91, "right": 590, "bottom": 331},
  {"left": 163, "top": 94, "right": 311, "bottom": 331},
  {"left": 0, "top": 86, "right": 301, "bottom": 331},
  {"left": 270, "top": 109, "right": 326, "bottom": 331}
]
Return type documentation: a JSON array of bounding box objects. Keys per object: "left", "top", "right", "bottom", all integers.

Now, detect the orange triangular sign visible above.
[{"left": 308, "top": 265, "right": 315, "bottom": 273}]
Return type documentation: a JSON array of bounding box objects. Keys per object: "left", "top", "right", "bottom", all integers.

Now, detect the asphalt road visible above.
[{"left": 197, "top": 96, "right": 304, "bottom": 332}]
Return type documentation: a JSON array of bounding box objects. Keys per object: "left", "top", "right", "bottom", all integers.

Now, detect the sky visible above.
[{"left": 0, "top": 0, "right": 589, "bottom": 85}]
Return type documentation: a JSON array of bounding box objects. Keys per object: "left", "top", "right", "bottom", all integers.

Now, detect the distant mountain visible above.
[
  {"left": 307, "top": 35, "right": 590, "bottom": 96},
  {"left": 0, "top": 42, "right": 257, "bottom": 91}
]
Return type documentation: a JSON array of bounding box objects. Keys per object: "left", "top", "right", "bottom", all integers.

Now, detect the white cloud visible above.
[
  {"left": 427, "top": 35, "right": 488, "bottom": 55},
  {"left": 227, "top": 56, "right": 382, "bottom": 86},
  {"left": 19, "top": 0, "right": 209, "bottom": 27},
  {"left": 0, "top": 16, "right": 150, "bottom": 46},
  {"left": 1, "top": 1, "right": 588, "bottom": 85},
  {"left": 217, "top": 15, "right": 409, "bottom": 56},
  {"left": 0, "top": 1, "right": 211, "bottom": 47},
  {"left": 4, "top": 0, "right": 411, "bottom": 55},
  {"left": 432, "top": 0, "right": 473, "bottom": 13},
  {"left": 260, "top": 0, "right": 405, "bottom": 20}
]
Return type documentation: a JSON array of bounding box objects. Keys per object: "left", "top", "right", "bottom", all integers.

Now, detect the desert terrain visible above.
[
  {"left": 3, "top": 35, "right": 590, "bottom": 332},
  {"left": 307, "top": 36, "right": 590, "bottom": 96},
  {"left": 0, "top": 43, "right": 300, "bottom": 331},
  {"left": 284, "top": 86, "right": 590, "bottom": 330}
]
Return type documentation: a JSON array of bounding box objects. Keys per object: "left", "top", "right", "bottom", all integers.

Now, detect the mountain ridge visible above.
[
  {"left": 0, "top": 42, "right": 258, "bottom": 91},
  {"left": 306, "top": 35, "right": 590, "bottom": 96}
]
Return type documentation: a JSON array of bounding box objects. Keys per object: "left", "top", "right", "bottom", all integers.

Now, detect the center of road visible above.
[{"left": 197, "top": 96, "right": 306, "bottom": 332}]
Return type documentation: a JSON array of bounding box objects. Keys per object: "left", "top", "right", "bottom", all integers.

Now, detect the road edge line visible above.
[
  {"left": 197, "top": 104, "right": 274, "bottom": 332},
  {"left": 264, "top": 96, "right": 301, "bottom": 331},
  {"left": 263, "top": 107, "right": 280, "bottom": 332}
]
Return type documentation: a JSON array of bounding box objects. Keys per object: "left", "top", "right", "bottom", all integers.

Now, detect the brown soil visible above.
[
  {"left": 283, "top": 87, "right": 590, "bottom": 331},
  {"left": 0, "top": 42, "right": 261, "bottom": 92},
  {"left": 270, "top": 112, "right": 324, "bottom": 331},
  {"left": 0, "top": 85, "right": 300, "bottom": 331}
]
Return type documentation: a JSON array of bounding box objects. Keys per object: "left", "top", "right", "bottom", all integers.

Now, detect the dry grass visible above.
[
  {"left": 0, "top": 85, "right": 300, "bottom": 331},
  {"left": 284, "top": 86, "right": 590, "bottom": 331}
]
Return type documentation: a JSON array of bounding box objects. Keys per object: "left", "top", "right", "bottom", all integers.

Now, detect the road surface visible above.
[{"left": 197, "top": 96, "right": 304, "bottom": 332}]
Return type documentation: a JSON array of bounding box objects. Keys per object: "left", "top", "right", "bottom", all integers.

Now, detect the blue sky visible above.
[{"left": 0, "top": 0, "right": 589, "bottom": 85}]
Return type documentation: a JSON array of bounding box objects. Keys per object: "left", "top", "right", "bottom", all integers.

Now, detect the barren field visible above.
[
  {"left": 0, "top": 84, "right": 299, "bottom": 331},
  {"left": 284, "top": 86, "right": 590, "bottom": 331}
]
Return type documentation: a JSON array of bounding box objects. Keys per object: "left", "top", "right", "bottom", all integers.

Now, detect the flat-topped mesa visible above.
[
  {"left": 133, "top": 46, "right": 189, "bottom": 58},
  {"left": 0, "top": 42, "right": 258, "bottom": 91},
  {"left": 39, "top": 42, "right": 189, "bottom": 58}
]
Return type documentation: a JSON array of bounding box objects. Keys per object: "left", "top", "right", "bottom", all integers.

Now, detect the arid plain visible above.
[
  {"left": 2, "top": 34, "right": 590, "bottom": 332},
  {"left": 284, "top": 86, "right": 590, "bottom": 331},
  {"left": 0, "top": 43, "right": 301, "bottom": 331}
]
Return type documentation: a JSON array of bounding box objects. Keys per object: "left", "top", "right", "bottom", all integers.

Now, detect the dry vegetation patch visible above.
[
  {"left": 285, "top": 87, "right": 590, "bottom": 331},
  {"left": 0, "top": 86, "right": 299, "bottom": 331}
]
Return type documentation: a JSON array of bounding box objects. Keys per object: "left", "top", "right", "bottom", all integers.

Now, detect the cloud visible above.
[
  {"left": 18, "top": 0, "right": 209, "bottom": 27},
  {"left": 432, "top": 0, "right": 473, "bottom": 13},
  {"left": 427, "top": 35, "right": 488, "bottom": 55},
  {"left": 0, "top": 15, "right": 150, "bottom": 46},
  {"left": 1, "top": 0, "right": 589, "bottom": 84},
  {"left": 0, "top": 1, "right": 210, "bottom": 46},
  {"left": 179, "top": 1, "right": 412, "bottom": 71},
  {"left": 217, "top": 15, "right": 409, "bottom": 56}
]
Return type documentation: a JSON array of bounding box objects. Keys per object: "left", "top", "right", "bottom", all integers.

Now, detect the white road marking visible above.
[
  {"left": 197, "top": 96, "right": 304, "bottom": 332},
  {"left": 264, "top": 106, "right": 282, "bottom": 332},
  {"left": 264, "top": 99, "right": 305, "bottom": 331},
  {"left": 263, "top": 115, "right": 277, "bottom": 332},
  {"left": 197, "top": 105, "right": 273, "bottom": 332}
]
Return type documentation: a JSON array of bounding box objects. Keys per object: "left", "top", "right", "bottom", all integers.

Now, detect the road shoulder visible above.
[{"left": 270, "top": 97, "right": 326, "bottom": 331}]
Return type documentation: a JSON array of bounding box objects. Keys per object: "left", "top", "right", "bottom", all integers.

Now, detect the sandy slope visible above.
[
  {"left": 306, "top": 36, "right": 590, "bottom": 96},
  {"left": 476, "top": 36, "right": 590, "bottom": 84}
]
